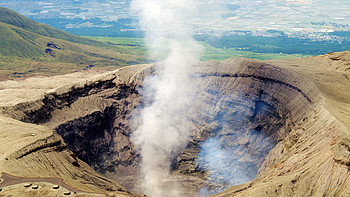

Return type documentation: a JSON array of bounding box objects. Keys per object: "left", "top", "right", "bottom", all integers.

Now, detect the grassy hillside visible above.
[
  {"left": 0, "top": 7, "right": 110, "bottom": 47},
  {"left": 0, "top": 22, "right": 43, "bottom": 58},
  {"left": 0, "top": 7, "right": 148, "bottom": 80}
]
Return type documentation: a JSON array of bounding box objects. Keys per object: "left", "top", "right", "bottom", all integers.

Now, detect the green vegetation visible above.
[
  {"left": 0, "top": 7, "right": 148, "bottom": 80},
  {"left": 200, "top": 42, "right": 308, "bottom": 61},
  {"left": 0, "top": 7, "right": 110, "bottom": 47},
  {"left": 0, "top": 22, "right": 43, "bottom": 58},
  {"left": 195, "top": 34, "right": 350, "bottom": 55},
  {"left": 31, "top": 17, "right": 142, "bottom": 38},
  {"left": 86, "top": 37, "right": 309, "bottom": 62},
  {"left": 85, "top": 36, "right": 147, "bottom": 57},
  {"left": 0, "top": 7, "right": 347, "bottom": 81}
]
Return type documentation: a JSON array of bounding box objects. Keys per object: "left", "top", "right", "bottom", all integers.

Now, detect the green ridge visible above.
[
  {"left": 0, "top": 7, "right": 147, "bottom": 80},
  {"left": 0, "top": 7, "right": 107, "bottom": 47},
  {"left": 0, "top": 22, "right": 43, "bottom": 58}
]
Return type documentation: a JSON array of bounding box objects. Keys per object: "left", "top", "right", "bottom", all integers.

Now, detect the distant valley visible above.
[{"left": 0, "top": 0, "right": 349, "bottom": 59}]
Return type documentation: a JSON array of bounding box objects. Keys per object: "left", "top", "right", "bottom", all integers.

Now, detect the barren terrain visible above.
[{"left": 0, "top": 51, "right": 350, "bottom": 196}]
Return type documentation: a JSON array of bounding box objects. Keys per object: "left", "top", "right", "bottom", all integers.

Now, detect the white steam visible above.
[{"left": 130, "top": 0, "right": 203, "bottom": 196}]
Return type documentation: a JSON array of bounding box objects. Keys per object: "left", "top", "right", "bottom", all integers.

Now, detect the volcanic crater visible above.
[{"left": 1, "top": 52, "right": 350, "bottom": 196}]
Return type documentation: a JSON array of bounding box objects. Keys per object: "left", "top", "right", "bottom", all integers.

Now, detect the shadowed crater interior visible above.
[{"left": 35, "top": 58, "right": 320, "bottom": 196}]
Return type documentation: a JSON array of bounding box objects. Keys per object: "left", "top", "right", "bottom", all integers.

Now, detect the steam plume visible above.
[{"left": 130, "top": 0, "right": 202, "bottom": 196}]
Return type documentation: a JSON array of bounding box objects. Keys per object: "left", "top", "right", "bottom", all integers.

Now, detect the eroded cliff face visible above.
[
  {"left": 1, "top": 52, "right": 350, "bottom": 196},
  {"left": 0, "top": 66, "right": 146, "bottom": 196},
  {"left": 174, "top": 58, "right": 322, "bottom": 193}
]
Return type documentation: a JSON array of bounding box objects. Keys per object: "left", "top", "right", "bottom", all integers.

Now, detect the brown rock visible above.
[{"left": 0, "top": 52, "right": 349, "bottom": 196}]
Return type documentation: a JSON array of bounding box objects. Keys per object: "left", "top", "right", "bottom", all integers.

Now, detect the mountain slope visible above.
[
  {"left": 0, "top": 7, "right": 147, "bottom": 80},
  {"left": 0, "top": 7, "right": 109, "bottom": 47},
  {"left": 0, "top": 22, "right": 43, "bottom": 58}
]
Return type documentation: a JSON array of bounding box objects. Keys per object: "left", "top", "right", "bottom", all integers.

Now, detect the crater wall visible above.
[{"left": 1, "top": 53, "right": 350, "bottom": 196}]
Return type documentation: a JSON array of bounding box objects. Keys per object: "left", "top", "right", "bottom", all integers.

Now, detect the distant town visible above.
[{"left": 1, "top": 0, "right": 350, "bottom": 42}]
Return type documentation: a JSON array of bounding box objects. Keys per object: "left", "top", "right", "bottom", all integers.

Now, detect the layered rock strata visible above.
[{"left": 0, "top": 52, "right": 349, "bottom": 196}]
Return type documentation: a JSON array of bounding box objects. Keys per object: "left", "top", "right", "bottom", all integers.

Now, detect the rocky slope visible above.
[{"left": 0, "top": 51, "right": 350, "bottom": 196}]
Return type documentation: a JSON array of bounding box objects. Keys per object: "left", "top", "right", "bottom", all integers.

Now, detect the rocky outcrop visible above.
[{"left": 1, "top": 52, "right": 350, "bottom": 196}]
